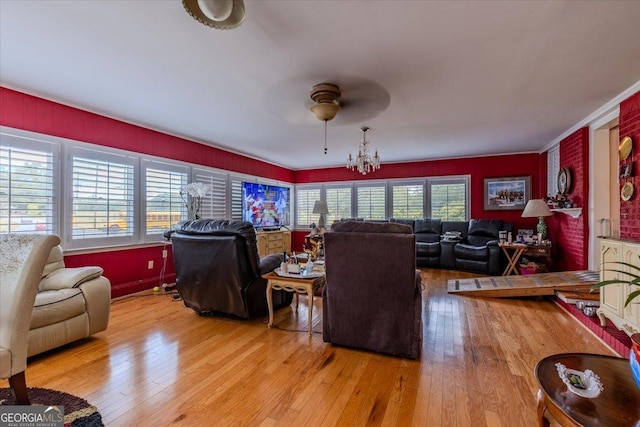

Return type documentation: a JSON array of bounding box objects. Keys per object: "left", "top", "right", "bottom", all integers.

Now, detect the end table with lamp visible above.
[{"left": 522, "top": 198, "right": 553, "bottom": 241}]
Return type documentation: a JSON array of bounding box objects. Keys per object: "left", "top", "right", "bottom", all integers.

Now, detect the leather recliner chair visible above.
[
  {"left": 323, "top": 221, "right": 422, "bottom": 359},
  {"left": 454, "top": 219, "right": 513, "bottom": 275},
  {"left": 170, "top": 220, "right": 293, "bottom": 318}
]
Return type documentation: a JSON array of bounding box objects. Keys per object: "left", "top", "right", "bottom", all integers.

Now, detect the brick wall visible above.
[
  {"left": 619, "top": 91, "right": 640, "bottom": 240},
  {"left": 548, "top": 128, "right": 589, "bottom": 271}
]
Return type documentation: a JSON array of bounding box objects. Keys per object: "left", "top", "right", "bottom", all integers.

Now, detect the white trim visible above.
[{"left": 541, "top": 80, "right": 640, "bottom": 153}]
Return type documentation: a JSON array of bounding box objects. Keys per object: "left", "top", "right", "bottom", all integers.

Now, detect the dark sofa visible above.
[{"left": 390, "top": 218, "right": 513, "bottom": 275}]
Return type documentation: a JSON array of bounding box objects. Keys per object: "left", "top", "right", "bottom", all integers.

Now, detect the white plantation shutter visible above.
[
  {"left": 427, "top": 177, "right": 469, "bottom": 220},
  {"left": 356, "top": 184, "right": 386, "bottom": 220},
  {"left": 296, "top": 187, "right": 321, "bottom": 227},
  {"left": 391, "top": 182, "right": 424, "bottom": 219},
  {"left": 547, "top": 146, "right": 560, "bottom": 197},
  {"left": 0, "top": 136, "right": 57, "bottom": 234},
  {"left": 69, "top": 148, "right": 135, "bottom": 248},
  {"left": 194, "top": 168, "right": 227, "bottom": 220},
  {"left": 230, "top": 177, "right": 244, "bottom": 220},
  {"left": 325, "top": 186, "right": 352, "bottom": 223},
  {"left": 143, "top": 161, "right": 188, "bottom": 239}
]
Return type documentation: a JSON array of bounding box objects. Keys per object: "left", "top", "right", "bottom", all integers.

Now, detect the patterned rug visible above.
[{"left": 0, "top": 387, "right": 103, "bottom": 426}]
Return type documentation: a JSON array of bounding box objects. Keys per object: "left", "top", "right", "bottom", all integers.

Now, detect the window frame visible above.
[{"left": 426, "top": 175, "right": 470, "bottom": 221}]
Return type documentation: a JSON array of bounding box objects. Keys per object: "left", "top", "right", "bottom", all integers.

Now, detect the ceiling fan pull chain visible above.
[{"left": 324, "top": 119, "right": 328, "bottom": 154}]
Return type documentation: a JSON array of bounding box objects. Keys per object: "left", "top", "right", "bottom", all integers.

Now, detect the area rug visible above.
[{"left": 0, "top": 387, "right": 103, "bottom": 426}]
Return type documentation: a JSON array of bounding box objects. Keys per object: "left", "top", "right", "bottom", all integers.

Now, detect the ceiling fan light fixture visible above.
[
  {"left": 310, "top": 103, "right": 340, "bottom": 122},
  {"left": 310, "top": 83, "right": 341, "bottom": 122},
  {"left": 183, "top": 0, "right": 245, "bottom": 30}
]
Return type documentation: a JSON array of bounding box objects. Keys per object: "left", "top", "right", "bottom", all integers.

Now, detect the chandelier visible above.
[{"left": 346, "top": 127, "right": 381, "bottom": 175}]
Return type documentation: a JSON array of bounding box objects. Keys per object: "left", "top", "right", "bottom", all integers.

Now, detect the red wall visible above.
[
  {"left": 619, "top": 91, "right": 640, "bottom": 240},
  {"left": 0, "top": 87, "right": 293, "bottom": 297},
  {"left": 295, "top": 152, "right": 546, "bottom": 229},
  {"left": 547, "top": 128, "right": 590, "bottom": 271}
]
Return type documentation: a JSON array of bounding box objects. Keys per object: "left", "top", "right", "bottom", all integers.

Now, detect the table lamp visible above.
[
  {"left": 312, "top": 200, "right": 329, "bottom": 233},
  {"left": 521, "top": 199, "right": 553, "bottom": 240}
]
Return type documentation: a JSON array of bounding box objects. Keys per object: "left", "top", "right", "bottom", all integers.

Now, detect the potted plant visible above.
[{"left": 591, "top": 256, "right": 640, "bottom": 389}]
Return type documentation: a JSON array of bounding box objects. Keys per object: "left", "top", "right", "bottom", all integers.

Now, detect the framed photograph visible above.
[
  {"left": 484, "top": 176, "right": 531, "bottom": 210},
  {"left": 619, "top": 163, "right": 633, "bottom": 178}
]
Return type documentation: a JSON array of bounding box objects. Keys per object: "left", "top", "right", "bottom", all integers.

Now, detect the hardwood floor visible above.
[{"left": 6, "top": 269, "right": 616, "bottom": 426}]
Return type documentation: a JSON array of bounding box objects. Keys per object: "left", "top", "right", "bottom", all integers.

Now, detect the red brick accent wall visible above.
[
  {"left": 547, "top": 128, "right": 589, "bottom": 271},
  {"left": 619, "top": 91, "right": 640, "bottom": 240}
]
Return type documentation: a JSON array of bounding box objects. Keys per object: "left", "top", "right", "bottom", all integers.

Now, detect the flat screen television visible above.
[{"left": 242, "top": 182, "right": 290, "bottom": 229}]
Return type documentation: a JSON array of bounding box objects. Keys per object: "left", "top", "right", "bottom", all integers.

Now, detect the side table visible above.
[
  {"left": 499, "top": 243, "right": 527, "bottom": 275},
  {"left": 263, "top": 270, "right": 326, "bottom": 337},
  {"left": 535, "top": 353, "right": 640, "bottom": 426}
]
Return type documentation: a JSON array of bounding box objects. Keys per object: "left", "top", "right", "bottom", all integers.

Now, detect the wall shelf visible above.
[{"left": 551, "top": 208, "right": 582, "bottom": 218}]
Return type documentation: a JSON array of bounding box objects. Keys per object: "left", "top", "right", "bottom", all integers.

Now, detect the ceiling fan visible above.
[{"left": 262, "top": 75, "right": 391, "bottom": 126}]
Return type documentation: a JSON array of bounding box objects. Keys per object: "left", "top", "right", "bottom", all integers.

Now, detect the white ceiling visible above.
[{"left": 2, "top": 1, "right": 640, "bottom": 171}]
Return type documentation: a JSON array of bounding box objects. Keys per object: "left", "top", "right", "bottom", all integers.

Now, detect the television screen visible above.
[{"left": 242, "top": 182, "right": 290, "bottom": 228}]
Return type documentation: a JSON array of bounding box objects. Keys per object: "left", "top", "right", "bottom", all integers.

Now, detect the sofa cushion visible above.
[
  {"left": 31, "top": 288, "right": 86, "bottom": 329},
  {"left": 413, "top": 219, "right": 441, "bottom": 234},
  {"left": 40, "top": 266, "right": 104, "bottom": 291},
  {"left": 417, "top": 242, "right": 440, "bottom": 257},
  {"left": 454, "top": 243, "right": 489, "bottom": 261},
  {"left": 41, "top": 245, "right": 65, "bottom": 279}
]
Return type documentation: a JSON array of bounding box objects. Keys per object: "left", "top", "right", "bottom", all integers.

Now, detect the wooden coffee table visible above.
[
  {"left": 535, "top": 353, "right": 640, "bottom": 426},
  {"left": 263, "top": 270, "right": 325, "bottom": 337}
]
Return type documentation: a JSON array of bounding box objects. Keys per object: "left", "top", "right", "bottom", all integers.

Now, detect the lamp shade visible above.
[
  {"left": 312, "top": 200, "right": 329, "bottom": 215},
  {"left": 521, "top": 199, "right": 552, "bottom": 218}
]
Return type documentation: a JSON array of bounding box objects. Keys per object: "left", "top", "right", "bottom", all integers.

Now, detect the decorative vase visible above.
[{"left": 631, "top": 333, "right": 640, "bottom": 389}]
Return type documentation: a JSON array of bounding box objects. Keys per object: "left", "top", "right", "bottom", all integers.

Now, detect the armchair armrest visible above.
[
  {"left": 39, "top": 266, "right": 103, "bottom": 291},
  {"left": 259, "top": 253, "right": 283, "bottom": 275}
]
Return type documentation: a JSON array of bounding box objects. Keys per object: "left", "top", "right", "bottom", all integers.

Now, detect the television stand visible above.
[{"left": 256, "top": 229, "right": 291, "bottom": 256}]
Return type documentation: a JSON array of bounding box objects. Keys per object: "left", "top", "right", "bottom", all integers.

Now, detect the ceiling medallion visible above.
[
  {"left": 346, "top": 127, "right": 381, "bottom": 175},
  {"left": 183, "top": 0, "right": 245, "bottom": 30}
]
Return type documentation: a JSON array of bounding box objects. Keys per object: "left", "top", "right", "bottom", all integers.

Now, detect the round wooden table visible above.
[{"left": 535, "top": 353, "right": 640, "bottom": 426}]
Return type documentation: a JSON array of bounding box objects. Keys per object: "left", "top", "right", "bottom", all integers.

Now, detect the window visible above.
[
  {"left": 143, "top": 161, "right": 188, "bottom": 239},
  {"left": 427, "top": 177, "right": 469, "bottom": 220},
  {"left": 296, "top": 186, "right": 321, "bottom": 227},
  {"left": 194, "top": 168, "right": 227, "bottom": 220},
  {"left": 69, "top": 147, "right": 135, "bottom": 248},
  {"left": 0, "top": 136, "right": 56, "bottom": 234},
  {"left": 547, "top": 146, "right": 560, "bottom": 198},
  {"left": 325, "top": 185, "right": 352, "bottom": 223},
  {"left": 391, "top": 182, "right": 424, "bottom": 219},
  {"left": 230, "top": 177, "right": 244, "bottom": 220},
  {"left": 356, "top": 184, "right": 386, "bottom": 220}
]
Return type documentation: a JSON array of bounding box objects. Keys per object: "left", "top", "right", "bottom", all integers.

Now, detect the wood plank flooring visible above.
[{"left": 5, "top": 269, "right": 617, "bottom": 426}]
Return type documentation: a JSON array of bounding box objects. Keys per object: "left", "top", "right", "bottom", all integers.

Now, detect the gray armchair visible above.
[{"left": 322, "top": 221, "right": 422, "bottom": 359}]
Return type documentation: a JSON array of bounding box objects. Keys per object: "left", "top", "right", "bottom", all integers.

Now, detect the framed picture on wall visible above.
[
  {"left": 484, "top": 176, "right": 531, "bottom": 210},
  {"left": 619, "top": 163, "right": 633, "bottom": 178}
]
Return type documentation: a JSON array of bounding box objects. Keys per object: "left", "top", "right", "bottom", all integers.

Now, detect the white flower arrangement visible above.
[{"left": 180, "top": 182, "right": 213, "bottom": 220}]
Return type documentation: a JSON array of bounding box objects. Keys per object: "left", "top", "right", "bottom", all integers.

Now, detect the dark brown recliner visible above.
[
  {"left": 169, "top": 220, "right": 293, "bottom": 318},
  {"left": 322, "top": 221, "right": 423, "bottom": 359}
]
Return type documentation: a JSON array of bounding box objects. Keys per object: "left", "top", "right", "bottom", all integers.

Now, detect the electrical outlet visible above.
[
  {"left": 147, "top": 260, "right": 154, "bottom": 269},
  {"left": 162, "top": 249, "right": 168, "bottom": 259}
]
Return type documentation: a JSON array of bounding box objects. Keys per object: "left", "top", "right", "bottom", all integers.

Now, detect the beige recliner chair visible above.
[
  {"left": 1, "top": 233, "right": 61, "bottom": 404},
  {"left": 28, "top": 245, "right": 111, "bottom": 357}
]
